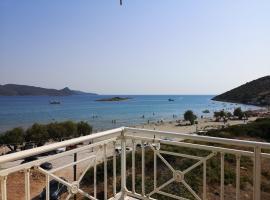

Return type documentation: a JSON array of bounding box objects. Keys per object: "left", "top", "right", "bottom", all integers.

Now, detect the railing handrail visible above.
[
  {"left": 124, "top": 127, "right": 270, "bottom": 149},
  {"left": 0, "top": 127, "right": 269, "bottom": 200},
  {"left": 0, "top": 127, "right": 123, "bottom": 164},
  {"left": 1, "top": 126, "right": 270, "bottom": 165}
]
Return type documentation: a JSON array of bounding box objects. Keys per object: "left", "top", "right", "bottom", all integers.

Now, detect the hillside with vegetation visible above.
[
  {"left": 202, "top": 118, "right": 270, "bottom": 142},
  {"left": 0, "top": 84, "right": 97, "bottom": 96},
  {"left": 212, "top": 76, "right": 270, "bottom": 106}
]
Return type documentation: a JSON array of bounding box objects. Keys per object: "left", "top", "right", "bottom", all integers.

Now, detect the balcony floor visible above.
[{"left": 109, "top": 192, "right": 139, "bottom": 200}]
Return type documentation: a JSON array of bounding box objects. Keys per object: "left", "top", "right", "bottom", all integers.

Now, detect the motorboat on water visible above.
[{"left": 50, "top": 100, "right": 61, "bottom": 105}]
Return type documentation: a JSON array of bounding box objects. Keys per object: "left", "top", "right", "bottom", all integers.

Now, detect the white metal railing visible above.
[{"left": 0, "top": 127, "right": 269, "bottom": 200}]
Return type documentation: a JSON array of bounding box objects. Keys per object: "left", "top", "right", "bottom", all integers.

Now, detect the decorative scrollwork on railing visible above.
[
  {"left": 147, "top": 143, "right": 216, "bottom": 200},
  {"left": 36, "top": 150, "right": 99, "bottom": 200}
]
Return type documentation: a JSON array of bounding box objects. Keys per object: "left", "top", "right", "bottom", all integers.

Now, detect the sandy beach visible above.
[{"left": 135, "top": 117, "right": 258, "bottom": 133}]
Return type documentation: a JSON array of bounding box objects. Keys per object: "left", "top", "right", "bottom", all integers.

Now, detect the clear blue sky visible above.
[{"left": 0, "top": 0, "right": 269, "bottom": 95}]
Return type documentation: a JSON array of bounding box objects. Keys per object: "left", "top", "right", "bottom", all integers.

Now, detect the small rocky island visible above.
[{"left": 96, "top": 96, "right": 131, "bottom": 102}]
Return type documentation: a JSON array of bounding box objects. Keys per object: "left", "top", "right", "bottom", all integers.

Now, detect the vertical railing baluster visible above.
[
  {"left": 1, "top": 176, "right": 7, "bottom": 200},
  {"left": 253, "top": 146, "right": 261, "bottom": 200},
  {"left": 104, "top": 144, "right": 107, "bottom": 200},
  {"left": 46, "top": 175, "right": 50, "bottom": 200},
  {"left": 142, "top": 140, "right": 145, "bottom": 196},
  {"left": 236, "top": 154, "right": 241, "bottom": 200},
  {"left": 113, "top": 141, "right": 117, "bottom": 196},
  {"left": 203, "top": 160, "right": 207, "bottom": 200},
  {"left": 121, "top": 133, "right": 127, "bottom": 198},
  {"left": 73, "top": 152, "right": 77, "bottom": 200},
  {"left": 154, "top": 146, "right": 157, "bottom": 190},
  {"left": 94, "top": 158, "right": 97, "bottom": 199},
  {"left": 132, "top": 140, "right": 136, "bottom": 193},
  {"left": 24, "top": 168, "right": 31, "bottom": 200},
  {"left": 220, "top": 152, "right": 224, "bottom": 200}
]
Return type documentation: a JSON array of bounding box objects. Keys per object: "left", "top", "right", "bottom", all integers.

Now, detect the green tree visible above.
[
  {"left": 1, "top": 127, "right": 25, "bottom": 151},
  {"left": 60, "top": 121, "right": 78, "bottom": 139},
  {"left": 214, "top": 111, "right": 220, "bottom": 119},
  {"left": 214, "top": 110, "right": 228, "bottom": 122},
  {"left": 77, "top": 121, "right": 92, "bottom": 136},
  {"left": 47, "top": 122, "right": 66, "bottom": 141},
  {"left": 214, "top": 110, "right": 227, "bottom": 118},
  {"left": 184, "top": 110, "right": 197, "bottom": 125},
  {"left": 0, "top": 134, "right": 4, "bottom": 145},
  {"left": 227, "top": 112, "right": 233, "bottom": 118},
  {"left": 25, "top": 123, "right": 49, "bottom": 146},
  {"left": 233, "top": 107, "right": 244, "bottom": 120}
]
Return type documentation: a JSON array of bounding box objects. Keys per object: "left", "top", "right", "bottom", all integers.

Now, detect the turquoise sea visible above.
[{"left": 0, "top": 95, "right": 259, "bottom": 132}]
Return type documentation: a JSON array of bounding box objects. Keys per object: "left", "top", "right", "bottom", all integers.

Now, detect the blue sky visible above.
[{"left": 0, "top": 0, "right": 269, "bottom": 95}]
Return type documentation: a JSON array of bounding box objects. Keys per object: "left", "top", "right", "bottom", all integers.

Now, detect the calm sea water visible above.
[{"left": 0, "top": 95, "right": 259, "bottom": 133}]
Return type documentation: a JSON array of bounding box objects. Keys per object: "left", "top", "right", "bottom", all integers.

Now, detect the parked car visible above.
[
  {"left": 23, "top": 143, "right": 36, "bottom": 150},
  {"left": 115, "top": 146, "right": 121, "bottom": 154},
  {"left": 55, "top": 147, "right": 66, "bottom": 154},
  {"left": 39, "top": 150, "right": 57, "bottom": 157},
  {"left": 115, "top": 146, "right": 133, "bottom": 154},
  {"left": 21, "top": 156, "right": 38, "bottom": 164},
  {"left": 39, "top": 178, "right": 68, "bottom": 200},
  {"left": 66, "top": 144, "right": 77, "bottom": 151},
  {"left": 163, "top": 137, "right": 174, "bottom": 141},
  {"left": 40, "top": 162, "right": 53, "bottom": 170},
  {"left": 196, "top": 130, "right": 207, "bottom": 135},
  {"left": 151, "top": 143, "right": 160, "bottom": 149},
  {"left": 126, "top": 147, "right": 133, "bottom": 152},
  {"left": 136, "top": 142, "right": 149, "bottom": 148},
  {"left": 6, "top": 150, "right": 17, "bottom": 154}
]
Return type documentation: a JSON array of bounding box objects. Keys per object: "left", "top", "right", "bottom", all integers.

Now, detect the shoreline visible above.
[
  {"left": 211, "top": 98, "right": 269, "bottom": 108},
  {"left": 134, "top": 117, "right": 257, "bottom": 134},
  {"left": 0, "top": 95, "right": 263, "bottom": 133},
  {"left": 1, "top": 106, "right": 268, "bottom": 134},
  {"left": 133, "top": 108, "right": 269, "bottom": 134}
]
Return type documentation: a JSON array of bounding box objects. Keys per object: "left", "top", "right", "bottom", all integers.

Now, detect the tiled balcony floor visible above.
[{"left": 109, "top": 192, "right": 140, "bottom": 200}]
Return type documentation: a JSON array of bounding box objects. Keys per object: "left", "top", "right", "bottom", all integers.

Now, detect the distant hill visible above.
[
  {"left": 0, "top": 84, "right": 97, "bottom": 96},
  {"left": 212, "top": 76, "right": 270, "bottom": 106}
]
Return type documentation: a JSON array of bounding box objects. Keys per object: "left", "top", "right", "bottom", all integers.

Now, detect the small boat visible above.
[
  {"left": 50, "top": 100, "right": 61, "bottom": 105},
  {"left": 168, "top": 98, "right": 174, "bottom": 102}
]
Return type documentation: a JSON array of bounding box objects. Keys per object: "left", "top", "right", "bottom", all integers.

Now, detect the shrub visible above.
[
  {"left": 60, "top": 121, "right": 78, "bottom": 138},
  {"left": 1, "top": 127, "right": 25, "bottom": 151},
  {"left": 0, "top": 121, "right": 93, "bottom": 150},
  {"left": 47, "top": 122, "right": 66, "bottom": 141},
  {"left": 214, "top": 110, "right": 229, "bottom": 121},
  {"left": 77, "top": 121, "right": 92, "bottom": 136},
  {"left": 233, "top": 107, "right": 244, "bottom": 120},
  {"left": 25, "top": 123, "right": 49, "bottom": 145},
  {"left": 227, "top": 112, "right": 233, "bottom": 118},
  {"left": 184, "top": 110, "right": 197, "bottom": 125},
  {"left": 204, "top": 118, "right": 270, "bottom": 141}
]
